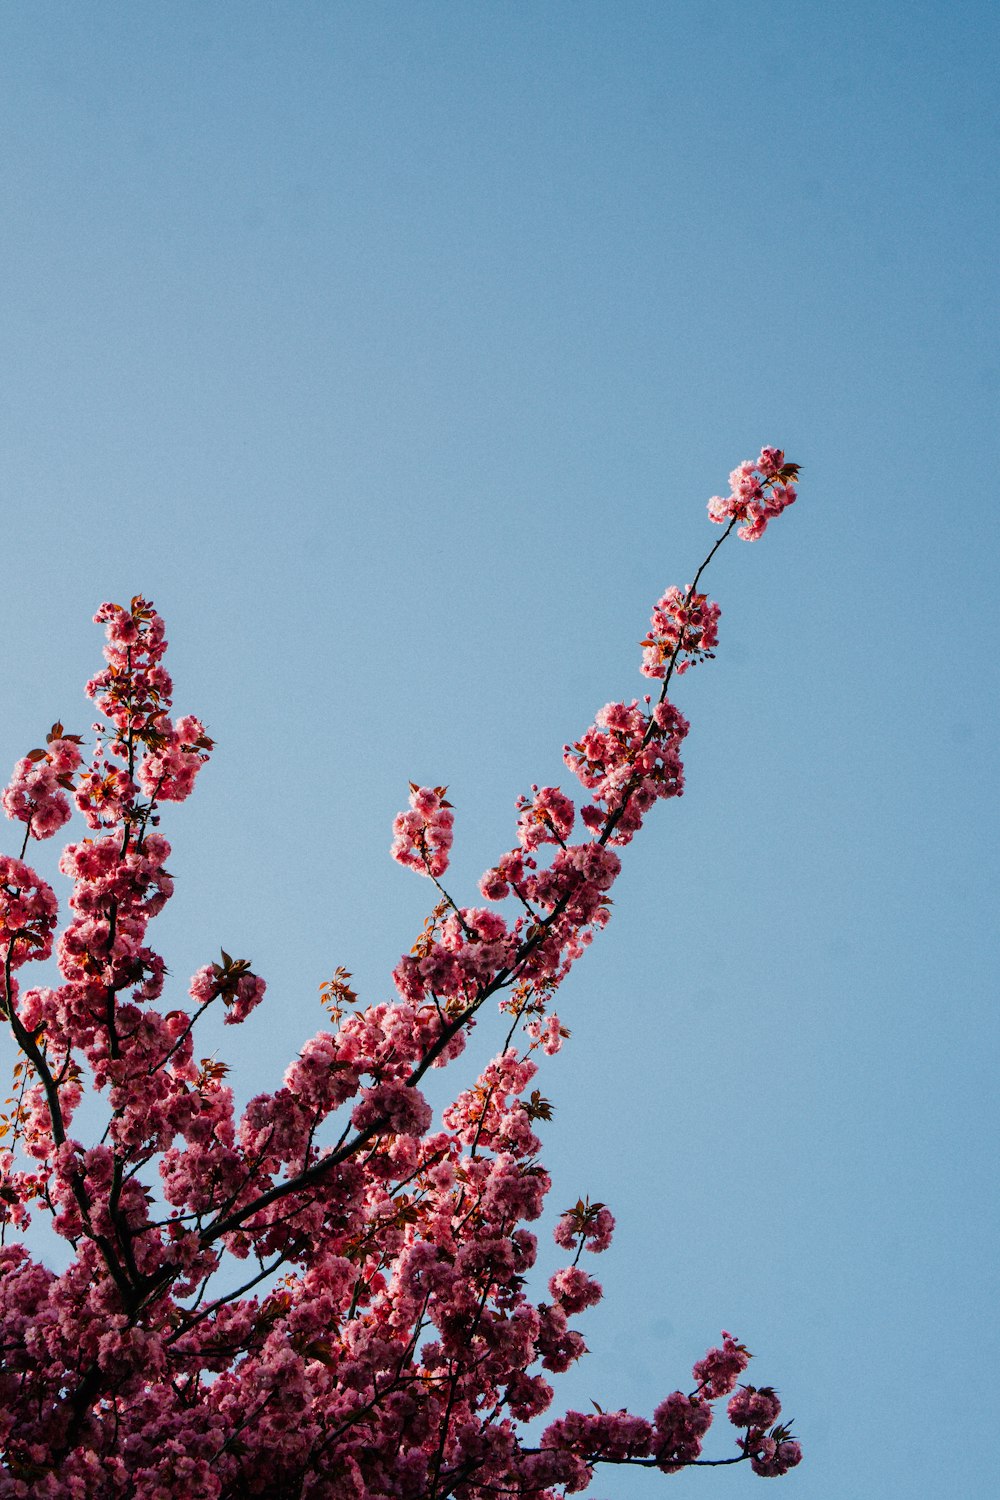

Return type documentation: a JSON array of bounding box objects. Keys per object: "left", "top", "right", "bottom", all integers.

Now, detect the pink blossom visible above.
[
  {"left": 641, "top": 585, "right": 721, "bottom": 678},
  {"left": 728, "top": 1383, "right": 782, "bottom": 1428},
  {"left": 390, "top": 784, "right": 454, "bottom": 877},
  {"left": 526, "top": 1013, "right": 567, "bottom": 1055},
  {"left": 0, "top": 856, "right": 58, "bottom": 971},
  {"left": 2, "top": 734, "right": 82, "bottom": 841},
  {"left": 549, "top": 1266, "right": 603, "bottom": 1313},
  {"left": 137, "top": 716, "right": 212, "bottom": 803},
  {"left": 750, "top": 1433, "right": 803, "bottom": 1477},
  {"left": 351, "top": 1080, "right": 433, "bottom": 1137},
  {"left": 652, "top": 1391, "right": 713, "bottom": 1472},
  {"left": 693, "top": 1330, "right": 751, "bottom": 1398},
  {"left": 74, "top": 764, "right": 137, "bottom": 828},
  {"left": 554, "top": 1200, "right": 616, "bottom": 1253},
  {"left": 515, "top": 784, "right": 576, "bottom": 850},
  {"left": 706, "top": 449, "right": 800, "bottom": 542},
  {"left": 543, "top": 1408, "right": 653, "bottom": 1461}
]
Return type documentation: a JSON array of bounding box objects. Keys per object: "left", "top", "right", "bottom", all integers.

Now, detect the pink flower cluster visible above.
[
  {"left": 651, "top": 1390, "right": 715, "bottom": 1472},
  {"left": 0, "top": 854, "right": 59, "bottom": 982},
  {"left": 729, "top": 1386, "right": 802, "bottom": 1476},
  {"left": 748, "top": 1428, "right": 804, "bottom": 1478},
  {"left": 78, "top": 597, "right": 212, "bottom": 828},
  {"left": 138, "top": 714, "right": 213, "bottom": 803},
  {"left": 2, "top": 730, "right": 83, "bottom": 842},
  {"left": 641, "top": 585, "right": 721, "bottom": 678},
  {"left": 542, "top": 1407, "right": 654, "bottom": 1470},
  {"left": 564, "top": 697, "right": 689, "bottom": 845},
  {"left": 525, "top": 1012, "right": 567, "bottom": 1055},
  {"left": 554, "top": 1198, "right": 616, "bottom": 1254},
  {"left": 189, "top": 957, "right": 267, "bottom": 1026},
  {"left": 534, "top": 1337, "right": 799, "bottom": 1481},
  {"left": 708, "top": 447, "right": 799, "bottom": 541},
  {"left": 693, "top": 1329, "right": 751, "bottom": 1397},
  {"left": 390, "top": 783, "right": 454, "bottom": 877},
  {"left": 0, "top": 451, "right": 802, "bottom": 1493},
  {"left": 73, "top": 763, "right": 137, "bottom": 830},
  {"left": 392, "top": 904, "right": 518, "bottom": 1011},
  {"left": 515, "top": 784, "right": 575, "bottom": 850},
  {"left": 729, "top": 1383, "right": 782, "bottom": 1428}
]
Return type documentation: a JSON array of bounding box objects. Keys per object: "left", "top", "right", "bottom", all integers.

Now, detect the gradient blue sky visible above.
[{"left": 1, "top": 4, "right": 997, "bottom": 1496}]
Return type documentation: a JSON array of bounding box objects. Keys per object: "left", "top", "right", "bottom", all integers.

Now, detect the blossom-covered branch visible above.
[{"left": 0, "top": 451, "right": 801, "bottom": 1498}]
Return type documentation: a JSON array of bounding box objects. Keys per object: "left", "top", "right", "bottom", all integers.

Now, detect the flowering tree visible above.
[{"left": 0, "top": 452, "right": 803, "bottom": 1498}]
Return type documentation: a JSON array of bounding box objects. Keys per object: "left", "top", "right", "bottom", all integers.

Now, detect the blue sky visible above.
[{"left": 1, "top": 3, "right": 997, "bottom": 1495}]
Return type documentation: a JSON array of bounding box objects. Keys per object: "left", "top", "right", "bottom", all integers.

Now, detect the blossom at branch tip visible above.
[
  {"left": 693, "top": 1330, "right": 752, "bottom": 1398},
  {"left": 390, "top": 783, "right": 454, "bottom": 877},
  {"left": 0, "top": 855, "right": 58, "bottom": 973},
  {"left": 515, "top": 784, "right": 575, "bottom": 850},
  {"left": 749, "top": 1428, "right": 804, "bottom": 1477},
  {"left": 707, "top": 446, "right": 799, "bottom": 541},
  {"left": 554, "top": 1199, "right": 615, "bottom": 1253},
  {"left": 2, "top": 727, "right": 83, "bottom": 841}
]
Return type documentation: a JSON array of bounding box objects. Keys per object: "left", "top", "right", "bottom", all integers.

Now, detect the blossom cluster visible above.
[
  {"left": 641, "top": 586, "right": 721, "bottom": 678},
  {"left": 390, "top": 783, "right": 455, "bottom": 877},
  {"left": 707, "top": 447, "right": 800, "bottom": 541},
  {"left": 728, "top": 1385, "right": 802, "bottom": 1476},
  {"left": 0, "top": 854, "right": 59, "bottom": 987},
  {"left": 564, "top": 697, "right": 690, "bottom": 845},
  {"left": 1, "top": 727, "right": 83, "bottom": 843},
  {"left": 72, "top": 599, "right": 213, "bottom": 829},
  {"left": 537, "top": 1339, "right": 801, "bottom": 1480},
  {"left": 0, "top": 454, "right": 801, "bottom": 1497}
]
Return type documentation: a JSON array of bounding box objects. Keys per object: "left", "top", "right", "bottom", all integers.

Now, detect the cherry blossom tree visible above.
[{"left": 0, "top": 451, "right": 803, "bottom": 1498}]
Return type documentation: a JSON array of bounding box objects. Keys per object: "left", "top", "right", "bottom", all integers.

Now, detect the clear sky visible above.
[{"left": 1, "top": 3, "right": 997, "bottom": 1495}]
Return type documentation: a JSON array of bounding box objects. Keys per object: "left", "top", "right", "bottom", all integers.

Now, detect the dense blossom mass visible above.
[{"left": 0, "top": 451, "right": 802, "bottom": 1498}]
